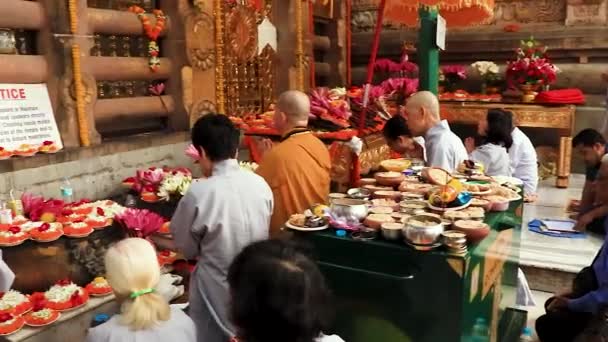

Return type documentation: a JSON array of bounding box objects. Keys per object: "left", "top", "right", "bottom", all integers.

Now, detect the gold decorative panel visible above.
[{"left": 218, "top": 2, "right": 275, "bottom": 116}]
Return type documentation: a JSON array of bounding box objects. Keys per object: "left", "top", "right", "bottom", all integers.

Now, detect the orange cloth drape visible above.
[{"left": 383, "top": 0, "right": 494, "bottom": 27}]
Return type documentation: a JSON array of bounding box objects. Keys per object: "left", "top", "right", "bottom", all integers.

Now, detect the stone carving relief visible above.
[
  {"left": 566, "top": 0, "right": 607, "bottom": 25},
  {"left": 351, "top": 10, "right": 404, "bottom": 33},
  {"left": 493, "top": 0, "right": 567, "bottom": 23},
  {"left": 189, "top": 99, "right": 217, "bottom": 126},
  {"left": 186, "top": 11, "right": 216, "bottom": 71}
]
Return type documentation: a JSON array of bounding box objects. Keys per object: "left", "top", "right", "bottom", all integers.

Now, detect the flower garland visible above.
[{"left": 129, "top": 6, "right": 166, "bottom": 72}]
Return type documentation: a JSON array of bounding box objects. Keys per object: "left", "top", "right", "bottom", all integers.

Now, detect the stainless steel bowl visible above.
[
  {"left": 330, "top": 198, "right": 369, "bottom": 222},
  {"left": 400, "top": 200, "right": 428, "bottom": 215},
  {"left": 441, "top": 230, "right": 467, "bottom": 248},
  {"left": 381, "top": 222, "right": 404, "bottom": 241},
  {"left": 403, "top": 214, "right": 444, "bottom": 246},
  {"left": 347, "top": 188, "right": 371, "bottom": 200}
]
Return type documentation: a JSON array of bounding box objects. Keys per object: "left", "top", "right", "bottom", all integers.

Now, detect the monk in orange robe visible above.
[{"left": 256, "top": 90, "right": 331, "bottom": 237}]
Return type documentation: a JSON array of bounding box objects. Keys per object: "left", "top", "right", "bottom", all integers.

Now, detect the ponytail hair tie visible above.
[{"left": 130, "top": 288, "right": 154, "bottom": 299}]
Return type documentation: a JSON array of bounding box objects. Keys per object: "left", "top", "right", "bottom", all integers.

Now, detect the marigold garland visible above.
[{"left": 129, "top": 6, "right": 166, "bottom": 72}]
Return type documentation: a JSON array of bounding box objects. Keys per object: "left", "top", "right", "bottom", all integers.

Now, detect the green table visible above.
[{"left": 298, "top": 200, "right": 523, "bottom": 342}]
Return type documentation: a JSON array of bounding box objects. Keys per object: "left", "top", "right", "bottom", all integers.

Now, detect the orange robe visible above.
[{"left": 257, "top": 131, "right": 331, "bottom": 237}]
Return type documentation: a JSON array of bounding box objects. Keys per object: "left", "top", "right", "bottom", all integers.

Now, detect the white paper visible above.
[
  {"left": 0, "top": 83, "right": 63, "bottom": 150},
  {"left": 436, "top": 15, "right": 446, "bottom": 50},
  {"left": 257, "top": 17, "right": 277, "bottom": 54},
  {"left": 541, "top": 219, "right": 577, "bottom": 232}
]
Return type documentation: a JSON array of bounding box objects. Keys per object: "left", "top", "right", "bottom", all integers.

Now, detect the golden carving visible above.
[
  {"left": 190, "top": 99, "right": 217, "bottom": 126},
  {"left": 295, "top": 0, "right": 305, "bottom": 90},
  {"left": 226, "top": 6, "right": 258, "bottom": 63},
  {"left": 214, "top": 0, "right": 226, "bottom": 114},
  {"left": 187, "top": 12, "right": 216, "bottom": 71},
  {"left": 440, "top": 103, "right": 574, "bottom": 130},
  {"left": 67, "top": 73, "right": 97, "bottom": 105}
]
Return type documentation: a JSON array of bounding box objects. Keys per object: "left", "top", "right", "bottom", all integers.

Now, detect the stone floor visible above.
[{"left": 517, "top": 174, "right": 604, "bottom": 340}]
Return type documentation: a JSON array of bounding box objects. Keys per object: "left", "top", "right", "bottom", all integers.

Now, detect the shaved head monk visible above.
[
  {"left": 256, "top": 90, "right": 331, "bottom": 237},
  {"left": 403, "top": 91, "right": 467, "bottom": 172}
]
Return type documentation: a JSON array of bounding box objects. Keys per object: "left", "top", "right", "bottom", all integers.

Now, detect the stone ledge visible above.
[{"left": 0, "top": 131, "right": 190, "bottom": 174}]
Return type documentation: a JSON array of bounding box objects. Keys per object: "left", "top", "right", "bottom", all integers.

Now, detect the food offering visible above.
[
  {"left": 421, "top": 167, "right": 452, "bottom": 185},
  {"left": 380, "top": 159, "right": 412, "bottom": 172},
  {"left": 0, "top": 313, "right": 25, "bottom": 336},
  {"left": 363, "top": 214, "right": 395, "bottom": 230},
  {"left": 374, "top": 172, "right": 405, "bottom": 187},
  {"left": 29, "top": 222, "right": 63, "bottom": 242},
  {"left": 453, "top": 220, "right": 490, "bottom": 244},
  {"left": 157, "top": 250, "right": 178, "bottom": 266},
  {"left": 0, "top": 290, "right": 32, "bottom": 316},
  {"left": 38, "top": 141, "right": 60, "bottom": 154},
  {"left": 0, "top": 226, "right": 29, "bottom": 247},
  {"left": 427, "top": 181, "right": 472, "bottom": 212},
  {"left": 286, "top": 213, "right": 329, "bottom": 232},
  {"left": 0, "top": 147, "right": 12, "bottom": 160},
  {"left": 63, "top": 221, "right": 94, "bottom": 238},
  {"left": 24, "top": 308, "right": 60, "bottom": 327},
  {"left": 85, "top": 277, "right": 113, "bottom": 297},
  {"left": 14, "top": 144, "right": 37, "bottom": 157},
  {"left": 462, "top": 182, "right": 492, "bottom": 195},
  {"left": 84, "top": 207, "right": 113, "bottom": 229},
  {"left": 457, "top": 160, "right": 484, "bottom": 176},
  {"left": 158, "top": 221, "right": 171, "bottom": 235},
  {"left": 44, "top": 280, "right": 89, "bottom": 311}
]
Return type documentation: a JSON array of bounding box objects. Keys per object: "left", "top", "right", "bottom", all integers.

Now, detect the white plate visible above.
[
  {"left": 428, "top": 199, "right": 472, "bottom": 212},
  {"left": 492, "top": 176, "right": 523, "bottom": 186},
  {"left": 284, "top": 222, "right": 329, "bottom": 232}
]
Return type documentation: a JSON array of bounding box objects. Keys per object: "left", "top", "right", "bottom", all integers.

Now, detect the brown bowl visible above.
[
  {"left": 375, "top": 172, "right": 405, "bottom": 187},
  {"left": 363, "top": 214, "right": 395, "bottom": 230},
  {"left": 452, "top": 220, "right": 490, "bottom": 244},
  {"left": 360, "top": 178, "right": 377, "bottom": 186},
  {"left": 363, "top": 184, "right": 394, "bottom": 193},
  {"left": 373, "top": 190, "right": 402, "bottom": 201}
]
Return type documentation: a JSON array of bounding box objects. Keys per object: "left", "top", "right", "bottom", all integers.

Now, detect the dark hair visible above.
[
  {"left": 573, "top": 128, "right": 606, "bottom": 148},
  {"left": 191, "top": 113, "right": 240, "bottom": 162},
  {"left": 228, "top": 239, "right": 332, "bottom": 342},
  {"left": 383, "top": 115, "right": 412, "bottom": 141},
  {"left": 484, "top": 109, "right": 513, "bottom": 149}
]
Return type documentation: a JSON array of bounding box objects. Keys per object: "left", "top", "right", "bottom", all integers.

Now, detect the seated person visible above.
[
  {"left": 228, "top": 239, "right": 344, "bottom": 342},
  {"left": 572, "top": 129, "right": 608, "bottom": 233},
  {"left": 509, "top": 120, "right": 539, "bottom": 200},
  {"left": 86, "top": 238, "right": 196, "bottom": 342},
  {"left": 382, "top": 115, "right": 426, "bottom": 161},
  {"left": 536, "top": 155, "right": 608, "bottom": 342},
  {"left": 403, "top": 91, "right": 468, "bottom": 172},
  {"left": 464, "top": 108, "right": 512, "bottom": 177}
]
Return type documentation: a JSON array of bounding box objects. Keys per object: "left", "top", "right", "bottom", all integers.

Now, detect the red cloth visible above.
[{"left": 535, "top": 88, "right": 585, "bottom": 104}]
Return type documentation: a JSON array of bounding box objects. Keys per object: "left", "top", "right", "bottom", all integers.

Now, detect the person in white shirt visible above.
[
  {"left": 509, "top": 122, "right": 539, "bottom": 198},
  {"left": 465, "top": 109, "right": 513, "bottom": 177},
  {"left": 228, "top": 239, "right": 345, "bottom": 342},
  {"left": 403, "top": 91, "right": 468, "bottom": 172}
]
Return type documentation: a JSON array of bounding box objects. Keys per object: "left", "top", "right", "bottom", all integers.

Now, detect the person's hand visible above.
[
  {"left": 524, "top": 194, "right": 538, "bottom": 203},
  {"left": 574, "top": 212, "right": 594, "bottom": 232},
  {"left": 256, "top": 138, "right": 274, "bottom": 160},
  {"left": 567, "top": 199, "right": 581, "bottom": 213},
  {"left": 547, "top": 296, "right": 569, "bottom": 312},
  {"left": 464, "top": 137, "right": 476, "bottom": 154}
]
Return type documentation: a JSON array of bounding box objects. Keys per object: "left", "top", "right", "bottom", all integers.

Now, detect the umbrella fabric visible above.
[{"left": 383, "top": 0, "right": 494, "bottom": 27}]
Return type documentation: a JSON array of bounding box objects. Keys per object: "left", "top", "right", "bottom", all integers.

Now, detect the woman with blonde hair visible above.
[{"left": 86, "top": 238, "right": 196, "bottom": 342}]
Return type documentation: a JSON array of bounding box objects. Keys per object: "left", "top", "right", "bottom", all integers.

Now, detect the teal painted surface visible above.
[
  {"left": 418, "top": 7, "right": 439, "bottom": 94},
  {"left": 300, "top": 200, "right": 522, "bottom": 342}
]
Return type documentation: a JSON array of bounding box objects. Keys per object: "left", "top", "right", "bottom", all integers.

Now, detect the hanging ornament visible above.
[{"left": 129, "top": 6, "right": 166, "bottom": 72}]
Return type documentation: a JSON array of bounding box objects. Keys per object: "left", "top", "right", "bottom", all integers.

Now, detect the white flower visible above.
[
  {"left": 157, "top": 172, "right": 192, "bottom": 201},
  {"left": 239, "top": 161, "right": 259, "bottom": 172},
  {"left": 471, "top": 61, "right": 499, "bottom": 76}
]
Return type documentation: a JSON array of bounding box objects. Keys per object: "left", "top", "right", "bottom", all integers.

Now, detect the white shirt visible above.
[
  {"left": 469, "top": 143, "right": 511, "bottom": 177},
  {"left": 509, "top": 127, "right": 538, "bottom": 195},
  {"left": 86, "top": 307, "right": 196, "bottom": 342},
  {"left": 413, "top": 136, "right": 427, "bottom": 162},
  {"left": 424, "top": 120, "right": 468, "bottom": 172}
]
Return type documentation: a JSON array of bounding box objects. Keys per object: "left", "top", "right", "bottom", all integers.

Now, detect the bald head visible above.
[
  {"left": 277, "top": 90, "right": 310, "bottom": 123},
  {"left": 406, "top": 91, "right": 440, "bottom": 119}
]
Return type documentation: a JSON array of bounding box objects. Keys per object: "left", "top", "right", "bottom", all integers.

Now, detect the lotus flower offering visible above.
[
  {"left": 44, "top": 280, "right": 89, "bottom": 311},
  {"left": 115, "top": 208, "right": 165, "bottom": 238},
  {"left": 121, "top": 166, "right": 193, "bottom": 202}
]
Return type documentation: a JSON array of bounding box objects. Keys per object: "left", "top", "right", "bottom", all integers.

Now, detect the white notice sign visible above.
[
  {"left": 0, "top": 84, "right": 63, "bottom": 153},
  {"left": 436, "top": 14, "right": 446, "bottom": 50}
]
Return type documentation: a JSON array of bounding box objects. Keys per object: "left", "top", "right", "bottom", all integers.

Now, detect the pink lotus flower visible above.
[
  {"left": 185, "top": 144, "right": 201, "bottom": 161},
  {"left": 29, "top": 199, "right": 65, "bottom": 221},
  {"left": 138, "top": 168, "right": 165, "bottom": 185},
  {"left": 115, "top": 208, "right": 164, "bottom": 238},
  {"left": 22, "top": 192, "right": 44, "bottom": 216},
  {"left": 441, "top": 65, "right": 467, "bottom": 80},
  {"left": 148, "top": 82, "right": 165, "bottom": 96}
]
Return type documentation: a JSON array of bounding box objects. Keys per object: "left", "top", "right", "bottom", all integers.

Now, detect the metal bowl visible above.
[
  {"left": 441, "top": 230, "right": 467, "bottom": 249},
  {"left": 400, "top": 200, "right": 428, "bottom": 215},
  {"left": 381, "top": 222, "right": 404, "bottom": 241},
  {"left": 403, "top": 214, "right": 444, "bottom": 246},
  {"left": 347, "top": 188, "right": 372, "bottom": 200},
  {"left": 330, "top": 198, "right": 369, "bottom": 222}
]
